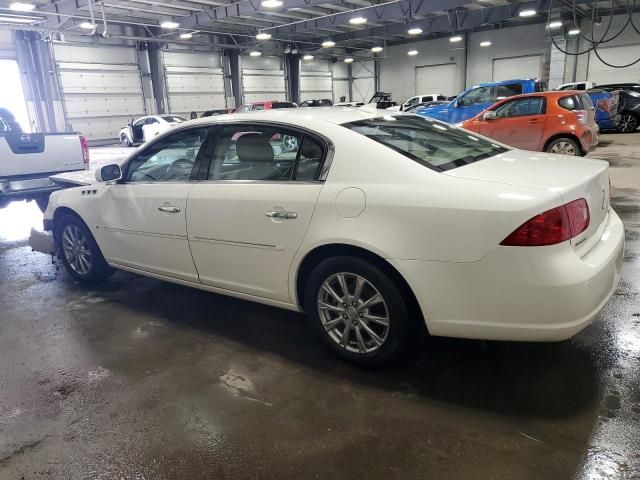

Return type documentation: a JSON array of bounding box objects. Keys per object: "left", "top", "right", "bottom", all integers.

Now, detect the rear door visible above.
[
  {"left": 186, "top": 123, "right": 328, "bottom": 302},
  {"left": 480, "top": 97, "right": 547, "bottom": 150}
]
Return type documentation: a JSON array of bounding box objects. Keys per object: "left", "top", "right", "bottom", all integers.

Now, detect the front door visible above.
[
  {"left": 480, "top": 97, "right": 547, "bottom": 151},
  {"left": 95, "top": 126, "right": 212, "bottom": 282},
  {"left": 451, "top": 86, "right": 493, "bottom": 123},
  {"left": 186, "top": 123, "right": 328, "bottom": 303}
]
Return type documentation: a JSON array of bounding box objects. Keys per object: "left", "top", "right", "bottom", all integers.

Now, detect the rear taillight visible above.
[
  {"left": 264, "top": 101, "right": 272, "bottom": 109},
  {"left": 596, "top": 98, "right": 611, "bottom": 112},
  {"left": 574, "top": 109, "right": 588, "bottom": 125},
  {"left": 501, "top": 199, "right": 590, "bottom": 247},
  {"left": 80, "top": 135, "right": 90, "bottom": 169}
]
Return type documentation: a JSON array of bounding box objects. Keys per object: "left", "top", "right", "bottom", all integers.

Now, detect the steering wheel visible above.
[{"left": 163, "top": 158, "right": 194, "bottom": 180}]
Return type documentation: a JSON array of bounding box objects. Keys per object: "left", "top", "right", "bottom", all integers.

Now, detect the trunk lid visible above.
[
  {"left": 0, "top": 133, "right": 85, "bottom": 177},
  {"left": 445, "top": 149, "right": 610, "bottom": 255}
]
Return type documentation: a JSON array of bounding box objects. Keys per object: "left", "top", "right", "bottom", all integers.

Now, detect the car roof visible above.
[
  {"left": 475, "top": 78, "right": 539, "bottom": 87},
  {"left": 185, "top": 106, "right": 389, "bottom": 127}
]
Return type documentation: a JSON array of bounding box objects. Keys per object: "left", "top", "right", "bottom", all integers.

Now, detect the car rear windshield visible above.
[
  {"left": 162, "top": 115, "right": 186, "bottom": 123},
  {"left": 344, "top": 115, "right": 508, "bottom": 172},
  {"left": 271, "top": 102, "right": 297, "bottom": 109}
]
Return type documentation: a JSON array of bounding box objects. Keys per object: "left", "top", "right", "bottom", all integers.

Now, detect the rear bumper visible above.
[
  {"left": 392, "top": 208, "right": 624, "bottom": 342},
  {"left": 0, "top": 177, "right": 59, "bottom": 198}
]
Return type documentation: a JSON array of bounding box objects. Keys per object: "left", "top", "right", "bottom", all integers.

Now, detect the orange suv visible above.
[{"left": 461, "top": 91, "right": 599, "bottom": 156}]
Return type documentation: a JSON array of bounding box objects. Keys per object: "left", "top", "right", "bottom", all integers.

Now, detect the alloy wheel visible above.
[
  {"left": 550, "top": 140, "right": 576, "bottom": 156},
  {"left": 61, "top": 224, "right": 92, "bottom": 275},
  {"left": 619, "top": 114, "right": 638, "bottom": 133},
  {"left": 317, "top": 272, "right": 390, "bottom": 354}
]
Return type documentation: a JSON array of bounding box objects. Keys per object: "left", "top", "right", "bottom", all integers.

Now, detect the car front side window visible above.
[
  {"left": 493, "top": 98, "right": 545, "bottom": 118},
  {"left": 458, "top": 87, "right": 492, "bottom": 106},
  {"left": 125, "top": 127, "right": 210, "bottom": 183},
  {"left": 206, "top": 124, "right": 325, "bottom": 182}
]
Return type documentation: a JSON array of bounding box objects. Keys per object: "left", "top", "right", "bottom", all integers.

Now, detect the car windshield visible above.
[
  {"left": 162, "top": 115, "right": 187, "bottom": 123},
  {"left": 344, "top": 115, "right": 507, "bottom": 171}
]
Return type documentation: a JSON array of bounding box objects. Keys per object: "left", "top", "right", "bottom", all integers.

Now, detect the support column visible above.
[
  {"left": 228, "top": 51, "right": 242, "bottom": 108},
  {"left": 288, "top": 54, "right": 300, "bottom": 104},
  {"left": 147, "top": 43, "right": 167, "bottom": 114},
  {"left": 348, "top": 63, "right": 353, "bottom": 102}
]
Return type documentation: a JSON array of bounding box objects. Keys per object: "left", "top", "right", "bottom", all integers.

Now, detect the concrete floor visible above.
[{"left": 1, "top": 134, "right": 639, "bottom": 479}]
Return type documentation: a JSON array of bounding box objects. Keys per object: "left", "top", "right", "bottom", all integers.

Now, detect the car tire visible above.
[
  {"left": 546, "top": 137, "right": 581, "bottom": 156},
  {"left": 617, "top": 112, "right": 638, "bottom": 133},
  {"left": 55, "top": 214, "right": 114, "bottom": 284},
  {"left": 34, "top": 195, "right": 49, "bottom": 213},
  {"left": 120, "top": 134, "right": 132, "bottom": 147},
  {"left": 303, "top": 256, "right": 418, "bottom": 367}
]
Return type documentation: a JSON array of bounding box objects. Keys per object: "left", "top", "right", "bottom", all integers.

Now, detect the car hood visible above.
[{"left": 443, "top": 148, "right": 608, "bottom": 194}]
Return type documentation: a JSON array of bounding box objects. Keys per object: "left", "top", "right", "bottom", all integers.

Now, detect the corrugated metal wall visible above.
[
  {"left": 300, "top": 59, "right": 333, "bottom": 102},
  {"left": 163, "top": 49, "right": 226, "bottom": 116},
  {"left": 52, "top": 42, "right": 146, "bottom": 142},
  {"left": 241, "top": 55, "right": 287, "bottom": 104}
]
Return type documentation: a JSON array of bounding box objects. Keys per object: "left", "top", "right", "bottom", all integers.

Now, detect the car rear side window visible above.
[
  {"left": 493, "top": 83, "right": 523, "bottom": 100},
  {"left": 344, "top": 115, "right": 507, "bottom": 172},
  {"left": 271, "top": 102, "right": 296, "bottom": 109},
  {"left": 558, "top": 95, "right": 579, "bottom": 111}
]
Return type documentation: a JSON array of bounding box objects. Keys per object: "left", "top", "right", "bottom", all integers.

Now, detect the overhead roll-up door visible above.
[
  {"left": 492, "top": 55, "right": 542, "bottom": 82},
  {"left": 415, "top": 63, "right": 458, "bottom": 97},
  {"left": 52, "top": 43, "right": 145, "bottom": 143},
  {"left": 300, "top": 60, "right": 333, "bottom": 102},
  {"left": 163, "top": 50, "right": 226, "bottom": 116},
  {"left": 241, "top": 55, "right": 287, "bottom": 104},
  {"left": 588, "top": 45, "right": 640, "bottom": 84},
  {"left": 351, "top": 60, "right": 375, "bottom": 103}
]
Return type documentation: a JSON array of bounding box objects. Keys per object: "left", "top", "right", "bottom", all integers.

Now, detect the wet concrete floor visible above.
[{"left": 1, "top": 134, "right": 639, "bottom": 479}]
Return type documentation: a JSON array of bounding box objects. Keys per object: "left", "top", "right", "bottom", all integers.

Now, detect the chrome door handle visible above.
[
  {"left": 265, "top": 210, "right": 298, "bottom": 219},
  {"left": 158, "top": 206, "right": 181, "bottom": 213}
]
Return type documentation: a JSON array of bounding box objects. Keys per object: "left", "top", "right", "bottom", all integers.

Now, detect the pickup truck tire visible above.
[
  {"left": 35, "top": 195, "right": 49, "bottom": 213},
  {"left": 120, "top": 133, "right": 132, "bottom": 147},
  {"left": 56, "top": 213, "right": 114, "bottom": 284},
  {"left": 617, "top": 112, "right": 638, "bottom": 133},
  {"left": 546, "top": 137, "right": 581, "bottom": 156}
]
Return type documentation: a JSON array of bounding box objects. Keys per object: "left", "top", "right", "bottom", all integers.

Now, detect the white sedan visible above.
[
  {"left": 119, "top": 115, "right": 187, "bottom": 147},
  {"left": 36, "top": 108, "right": 624, "bottom": 366}
]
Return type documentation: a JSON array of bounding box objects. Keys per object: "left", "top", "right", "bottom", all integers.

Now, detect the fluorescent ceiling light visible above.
[
  {"left": 371, "top": 46, "right": 383, "bottom": 52},
  {"left": 9, "top": 2, "right": 35, "bottom": 11},
  {"left": 0, "top": 14, "right": 41, "bottom": 23},
  {"left": 256, "top": 32, "right": 271, "bottom": 40},
  {"left": 261, "top": 0, "right": 283, "bottom": 7},
  {"left": 519, "top": 9, "right": 536, "bottom": 17},
  {"left": 179, "top": 32, "right": 193, "bottom": 39},
  {"left": 303, "top": 54, "right": 314, "bottom": 60},
  {"left": 407, "top": 27, "right": 423, "bottom": 35},
  {"left": 249, "top": 51, "right": 262, "bottom": 57},
  {"left": 407, "top": 50, "right": 418, "bottom": 56},
  {"left": 322, "top": 40, "right": 335, "bottom": 48},
  {"left": 480, "top": 41, "right": 492, "bottom": 47},
  {"left": 349, "top": 16, "right": 367, "bottom": 25},
  {"left": 449, "top": 35, "right": 463, "bottom": 42},
  {"left": 548, "top": 21, "right": 563, "bottom": 29},
  {"left": 160, "top": 20, "right": 179, "bottom": 29},
  {"left": 344, "top": 57, "right": 354, "bottom": 63},
  {"left": 568, "top": 28, "right": 580, "bottom": 35},
  {"left": 79, "top": 21, "right": 95, "bottom": 29}
]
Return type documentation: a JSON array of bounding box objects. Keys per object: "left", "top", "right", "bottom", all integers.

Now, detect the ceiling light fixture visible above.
[
  {"left": 261, "top": 0, "right": 283, "bottom": 7},
  {"left": 303, "top": 54, "right": 314, "bottom": 60},
  {"left": 349, "top": 16, "right": 367, "bottom": 25},
  {"left": 179, "top": 32, "right": 193, "bottom": 39},
  {"left": 160, "top": 20, "right": 179, "bottom": 29},
  {"left": 568, "top": 28, "right": 580, "bottom": 35},
  {"left": 344, "top": 57, "right": 354, "bottom": 63},
  {"left": 256, "top": 32, "right": 271, "bottom": 40},
  {"left": 9, "top": 2, "right": 35, "bottom": 11},
  {"left": 322, "top": 40, "right": 335, "bottom": 48},
  {"left": 519, "top": 9, "right": 536, "bottom": 17},
  {"left": 0, "top": 13, "right": 42, "bottom": 23},
  {"left": 449, "top": 35, "right": 463, "bottom": 42},
  {"left": 480, "top": 40, "right": 492, "bottom": 47},
  {"left": 407, "top": 50, "right": 418, "bottom": 56},
  {"left": 371, "top": 46, "right": 383, "bottom": 53},
  {"left": 548, "top": 21, "right": 563, "bottom": 29},
  {"left": 79, "top": 21, "right": 95, "bottom": 29},
  {"left": 249, "top": 50, "right": 262, "bottom": 57},
  {"left": 407, "top": 27, "right": 423, "bottom": 35}
]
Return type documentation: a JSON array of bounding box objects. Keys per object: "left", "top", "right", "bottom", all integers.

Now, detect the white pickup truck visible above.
[{"left": 0, "top": 108, "right": 89, "bottom": 212}]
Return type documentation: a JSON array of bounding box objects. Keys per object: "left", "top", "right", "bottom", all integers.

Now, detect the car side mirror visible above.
[
  {"left": 483, "top": 111, "right": 497, "bottom": 121},
  {"left": 96, "top": 164, "right": 122, "bottom": 183}
]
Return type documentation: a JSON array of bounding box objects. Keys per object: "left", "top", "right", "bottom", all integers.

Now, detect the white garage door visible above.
[
  {"left": 241, "top": 55, "right": 287, "bottom": 104},
  {"left": 52, "top": 43, "right": 145, "bottom": 143},
  {"left": 352, "top": 60, "right": 375, "bottom": 103},
  {"left": 492, "top": 55, "right": 542, "bottom": 82},
  {"left": 415, "top": 63, "right": 458, "bottom": 97},
  {"left": 300, "top": 60, "right": 333, "bottom": 102},
  {"left": 163, "top": 50, "right": 226, "bottom": 117},
  {"left": 588, "top": 45, "right": 640, "bottom": 84}
]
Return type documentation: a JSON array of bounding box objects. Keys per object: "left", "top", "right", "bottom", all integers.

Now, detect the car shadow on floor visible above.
[{"left": 74, "top": 270, "right": 601, "bottom": 421}]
